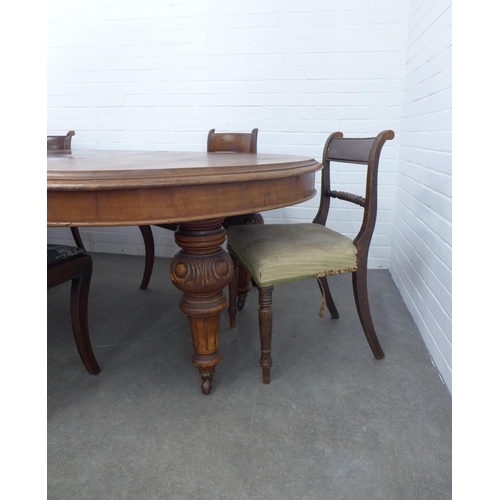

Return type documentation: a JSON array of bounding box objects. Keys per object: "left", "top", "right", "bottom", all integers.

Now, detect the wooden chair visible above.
[
  {"left": 47, "top": 244, "right": 101, "bottom": 375},
  {"left": 47, "top": 131, "right": 85, "bottom": 250},
  {"left": 138, "top": 128, "right": 262, "bottom": 293},
  {"left": 227, "top": 130, "right": 395, "bottom": 384}
]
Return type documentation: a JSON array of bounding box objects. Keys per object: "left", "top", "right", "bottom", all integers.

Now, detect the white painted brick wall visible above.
[
  {"left": 47, "top": 0, "right": 407, "bottom": 269},
  {"left": 390, "top": 0, "right": 452, "bottom": 391}
]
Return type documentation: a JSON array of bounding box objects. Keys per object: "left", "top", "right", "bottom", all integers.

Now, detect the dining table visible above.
[{"left": 47, "top": 149, "right": 322, "bottom": 394}]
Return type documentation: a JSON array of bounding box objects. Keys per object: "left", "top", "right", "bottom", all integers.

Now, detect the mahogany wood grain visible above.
[
  {"left": 47, "top": 153, "right": 318, "bottom": 225},
  {"left": 48, "top": 150, "right": 321, "bottom": 394}
]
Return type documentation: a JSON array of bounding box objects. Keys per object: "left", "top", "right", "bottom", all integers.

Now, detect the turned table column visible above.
[{"left": 169, "top": 219, "right": 233, "bottom": 395}]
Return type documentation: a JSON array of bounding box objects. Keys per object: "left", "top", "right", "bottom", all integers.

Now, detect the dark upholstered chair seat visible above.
[{"left": 47, "top": 244, "right": 85, "bottom": 265}]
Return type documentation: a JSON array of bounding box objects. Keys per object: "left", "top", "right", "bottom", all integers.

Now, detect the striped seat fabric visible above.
[{"left": 227, "top": 223, "right": 357, "bottom": 288}]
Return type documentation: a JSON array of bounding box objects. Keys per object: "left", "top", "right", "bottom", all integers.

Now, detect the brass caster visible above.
[{"left": 201, "top": 376, "right": 213, "bottom": 395}]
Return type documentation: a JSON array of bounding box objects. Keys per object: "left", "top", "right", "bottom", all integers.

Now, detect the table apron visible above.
[{"left": 47, "top": 174, "right": 317, "bottom": 227}]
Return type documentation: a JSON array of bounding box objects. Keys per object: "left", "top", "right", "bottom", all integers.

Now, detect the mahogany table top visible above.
[{"left": 47, "top": 150, "right": 322, "bottom": 227}]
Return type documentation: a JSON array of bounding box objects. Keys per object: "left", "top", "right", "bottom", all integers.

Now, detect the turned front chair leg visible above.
[
  {"left": 258, "top": 286, "right": 274, "bottom": 384},
  {"left": 228, "top": 255, "right": 239, "bottom": 328}
]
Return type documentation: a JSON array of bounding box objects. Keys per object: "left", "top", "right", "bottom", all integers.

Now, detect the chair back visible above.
[
  {"left": 207, "top": 128, "right": 258, "bottom": 153},
  {"left": 47, "top": 130, "right": 75, "bottom": 151},
  {"left": 314, "top": 130, "right": 395, "bottom": 252}
]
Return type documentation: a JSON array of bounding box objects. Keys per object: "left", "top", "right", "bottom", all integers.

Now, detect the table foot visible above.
[{"left": 170, "top": 219, "right": 233, "bottom": 394}]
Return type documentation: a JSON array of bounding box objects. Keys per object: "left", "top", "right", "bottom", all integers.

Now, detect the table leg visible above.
[{"left": 169, "top": 219, "right": 233, "bottom": 395}]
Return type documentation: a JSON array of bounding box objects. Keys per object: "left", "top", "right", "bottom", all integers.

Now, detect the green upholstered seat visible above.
[{"left": 227, "top": 223, "right": 357, "bottom": 288}]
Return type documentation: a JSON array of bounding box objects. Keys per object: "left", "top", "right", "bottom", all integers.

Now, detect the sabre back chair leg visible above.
[
  {"left": 69, "top": 255, "right": 101, "bottom": 375},
  {"left": 258, "top": 286, "right": 274, "bottom": 384},
  {"left": 71, "top": 227, "right": 85, "bottom": 251},
  {"left": 351, "top": 268, "right": 385, "bottom": 360},
  {"left": 317, "top": 276, "right": 339, "bottom": 319},
  {"left": 139, "top": 225, "right": 155, "bottom": 290},
  {"left": 237, "top": 265, "right": 252, "bottom": 311}
]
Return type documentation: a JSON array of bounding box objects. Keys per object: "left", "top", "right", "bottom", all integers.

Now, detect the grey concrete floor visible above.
[{"left": 47, "top": 253, "right": 451, "bottom": 499}]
